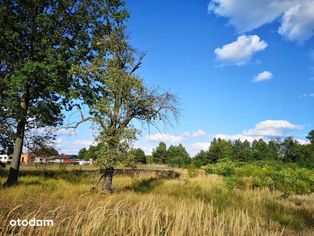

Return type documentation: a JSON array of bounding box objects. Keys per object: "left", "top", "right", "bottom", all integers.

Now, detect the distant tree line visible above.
[
  {"left": 151, "top": 142, "right": 191, "bottom": 167},
  {"left": 78, "top": 144, "right": 146, "bottom": 164},
  {"left": 194, "top": 130, "right": 314, "bottom": 166},
  {"left": 77, "top": 130, "right": 314, "bottom": 168}
]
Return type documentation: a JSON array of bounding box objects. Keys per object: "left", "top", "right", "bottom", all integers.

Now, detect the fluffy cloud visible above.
[
  {"left": 146, "top": 133, "right": 188, "bottom": 143},
  {"left": 73, "top": 140, "right": 96, "bottom": 146},
  {"left": 192, "top": 130, "right": 206, "bottom": 137},
  {"left": 147, "top": 130, "right": 207, "bottom": 143},
  {"left": 54, "top": 138, "right": 96, "bottom": 154},
  {"left": 212, "top": 134, "right": 261, "bottom": 142},
  {"left": 279, "top": 1, "right": 314, "bottom": 42},
  {"left": 253, "top": 71, "right": 273, "bottom": 82},
  {"left": 192, "top": 142, "right": 211, "bottom": 151},
  {"left": 192, "top": 119, "right": 303, "bottom": 151},
  {"left": 54, "top": 138, "right": 69, "bottom": 147},
  {"left": 209, "top": 0, "right": 314, "bottom": 42},
  {"left": 243, "top": 120, "right": 303, "bottom": 137},
  {"left": 214, "top": 35, "right": 267, "bottom": 65},
  {"left": 295, "top": 139, "right": 310, "bottom": 145}
]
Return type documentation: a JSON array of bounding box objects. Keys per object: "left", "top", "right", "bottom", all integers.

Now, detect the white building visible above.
[{"left": 0, "top": 154, "right": 12, "bottom": 164}]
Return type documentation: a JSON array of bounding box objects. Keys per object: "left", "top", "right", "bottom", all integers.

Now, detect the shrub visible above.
[
  {"left": 146, "top": 156, "right": 154, "bottom": 164},
  {"left": 205, "top": 161, "right": 236, "bottom": 177},
  {"left": 191, "top": 159, "right": 203, "bottom": 168},
  {"left": 166, "top": 157, "right": 185, "bottom": 168},
  {"left": 205, "top": 161, "right": 314, "bottom": 195},
  {"left": 187, "top": 164, "right": 199, "bottom": 178}
]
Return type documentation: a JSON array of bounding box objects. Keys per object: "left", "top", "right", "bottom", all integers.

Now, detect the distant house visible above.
[
  {"left": 20, "top": 153, "right": 37, "bottom": 164},
  {"left": 34, "top": 157, "right": 48, "bottom": 164},
  {"left": 49, "top": 154, "right": 79, "bottom": 164},
  {"left": 0, "top": 154, "right": 12, "bottom": 164}
]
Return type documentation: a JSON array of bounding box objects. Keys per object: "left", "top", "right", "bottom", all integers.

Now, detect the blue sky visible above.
[{"left": 55, "top": 0, "right": 314, "bottom": 155}]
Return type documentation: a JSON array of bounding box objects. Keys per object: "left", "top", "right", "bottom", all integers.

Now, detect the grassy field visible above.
[{"left": 0, "top": 164, "right": 313, "bottom": 235}]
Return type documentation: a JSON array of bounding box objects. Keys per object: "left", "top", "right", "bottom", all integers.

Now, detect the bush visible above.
[
  {"left": 166, "top": 157, "right": 185, "bottom": 168},
  {"left": 146, "top": 156, "right": 154, "bottom": 164},
  {"left": 205, "top": 161, "right": 314, "bottom": 195},
  {"left": 191, "top": 159, "right": 203, "bottom": 168},
  {"left": 205, "top": 161, "right": 236, "bottom": 177},
  {"left": 187, "top": 164, "right": 199, "bottom": 178}
]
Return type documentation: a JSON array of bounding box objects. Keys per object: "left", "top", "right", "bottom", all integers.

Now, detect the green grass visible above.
[
  {"left": 0, "top": 165, "right": 313, "bottom": 235},
  {"left": 205, "top": 160, "right": 314, "bottom": 195}
]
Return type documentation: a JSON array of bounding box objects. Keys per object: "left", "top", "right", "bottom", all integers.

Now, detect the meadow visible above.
[{"left": 0, "top": 163, "right": 313, "bottom": 236}]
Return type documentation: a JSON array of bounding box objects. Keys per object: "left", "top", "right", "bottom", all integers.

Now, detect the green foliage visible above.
[
  {"left": 193, "top": 150, "right": 210, "bottom": 166},
  {"left": 152, "top": 142, "right": 191, "bottom": 167},
  {"left": 306, "top": 130, "right": 314, "bottom": 145},
  {"left": 280, "top": 137, "right": 307, "bottom": 162},
  {"left": 129, "top": 148, "right": 146, "bottom": 164},
  {"left": 1, "top": 0, "right": 130, "bottom": 184},
  {"left": 207, "top": 138, "right": 233, "bottom": 163},
  {"left": 191, "top": 159, "right": 203, "bottom": 168},
  {"left": 146, "top": 156, "right": 154, "bottom": 164},
  {"left": 252, "top": 139, "right": 268, "bottom": 160},
  {"left": 194, "top": 130, "right": 314, "bottom": 165},
  {"left": 152, "top": 142, "right": 168, "bottom": 164},
  {"left": 78, "top": 144, "right": 104, "bottom": 161},
  {"left": 33, "top": 146, "right": 58, "bottom": 157},
  {"left": 1, "top": 0, "right": 124, "bottom": 129},
  {"left": 187, "top": 164, "right": 199, "bottom": 178},
  {"left": 232, "top": 139, "right": 252, "bottom": 162},
  {"left": 73, "top": 26, "right": 178, "bottom": 171},
  {"left": 205, "top": 161, "right": 314, "bottom": 195},
  {"left": 206, "top": 161, "right": 236, "bottom": 177},
  {"left": 166, "top": 157, "right": 185, "bottom": 168},
  {"left": 167, "top": 144, "right": 190, "bottom": 165}
]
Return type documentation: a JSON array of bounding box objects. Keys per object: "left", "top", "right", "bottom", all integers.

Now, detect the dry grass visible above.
[{"left": 0, "top": 168, "right": 313, "bottom": 236}]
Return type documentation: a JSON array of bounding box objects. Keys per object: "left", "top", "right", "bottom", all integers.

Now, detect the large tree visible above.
[
  {"left": 208, "top": 138, "right": 233, "bottom": 163},
  {"left": 1, "top": 0, "right": 127, "bottom": 185},
  {"left": 152, "top": 142, "right": 168, "bottom": 164},
  {"left": 72, "top": 27, "right": 179, "bottom": 192},
  {"left": 166, "top": 144, "right": 190, "bottom": 166}
]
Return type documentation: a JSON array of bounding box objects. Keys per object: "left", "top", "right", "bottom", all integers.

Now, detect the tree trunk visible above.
[
  {"left": 103, "top": 167, "right": 114, "bottom": 193},
  {"left": 6, "top": 86, "right": 29, "bottom": 186},
  {"left": 6, "top": 120, "right": 26, "bottom": 186}
]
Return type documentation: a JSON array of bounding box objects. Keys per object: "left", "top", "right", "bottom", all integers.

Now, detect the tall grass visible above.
[{"left": 0, "top": 168, "right": 313, "bottom": 235}]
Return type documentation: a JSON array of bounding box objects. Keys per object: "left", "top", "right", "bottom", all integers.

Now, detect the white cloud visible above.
[
  {"left": 279, "top": 1, "right": 314, "bottom": 43},
  {"left": 209, "top": 0, "right": 314, "bottom": 42},
  {"left": 295, "top": 139, "right": 310, "bottom": 145},
  {"left": 147, "top": 129, "right": 207, "bottom": 144},
  {"left": 212, "top": 133, "right": 261, "bottom": 142},
  {"left": 192, "top": 142, "right": 211, "bottom": 151},
  {"left": 31, "top": 127, "right": 78, "bottom": 136},
  {"left": 194, "top": 120, "right": 303, "bottom": 149},
  {"left": 192, "top": 130, "right": 206, "bottom": 137},
  {"left": 73, "top": 140, "right": 96, "bottom": 146},
  {"left": 146, "top": 133, "right": 187, "bottom": 143},
  {"left": 189, "top": 119, "right": 304, "bottom": 153},
  {"left": 214, "top": 35, "right": 267, "bottom": 65},
  {"left": 299, "top": 93, "right": 314, "bottom": 98},
  {"left": 243, "top": 120, "right": 303, "bottom": 137},
  {"left": 54, "top": 138, "right": 69, "bottom": 147},
  {"left": 134, "top": 145, "right": 154, "bottom": 155},
  {"left": 54, "top": 138, "right": 97, "bottom": 154},
  {"left": 253, "top": 71, "right": 273, "bottom": 82}
]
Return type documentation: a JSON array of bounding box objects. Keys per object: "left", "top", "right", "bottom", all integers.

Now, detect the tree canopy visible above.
[
  {"left": 1, "top": 0, "right": 129, "bottom": 185},
  {"left": 71, "top": 19, "right": 179, "bottom": 192}
]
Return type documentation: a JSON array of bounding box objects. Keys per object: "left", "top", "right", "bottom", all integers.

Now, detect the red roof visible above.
[
  {"left": 63, "top": 159, "right": 78, "bottom": 163},
  {"left": 54, "top": 154, "right": 78, "bottom": 160}
]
